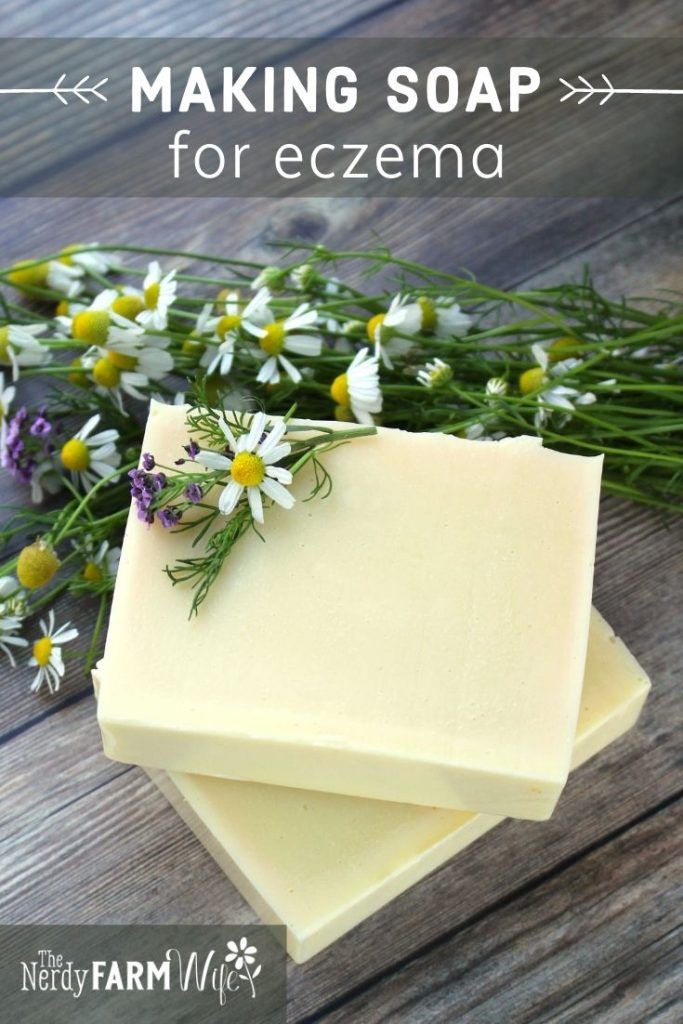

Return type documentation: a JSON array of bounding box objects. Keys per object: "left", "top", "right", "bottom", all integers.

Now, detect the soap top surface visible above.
[{"left": 98, "top": 401, "right": 602, "bottom": 803}]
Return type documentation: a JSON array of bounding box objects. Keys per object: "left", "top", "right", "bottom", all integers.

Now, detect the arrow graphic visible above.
[
  {"left": 560, "top": 74, "right": 683, "bottom": 105},
  {"left": 0, "top": 73, "right": 108, "bottom": 105}
]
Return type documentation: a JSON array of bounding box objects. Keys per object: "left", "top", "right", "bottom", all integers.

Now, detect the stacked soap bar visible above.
[
  {"left": 94, "top": 610, "right": 649, "bottom": 962},
  {"left": 98, "top": 402, "right": 603, "bottom": 820},
  {"left": 95, "top": 402, "right": 648, "bottom": 962}
]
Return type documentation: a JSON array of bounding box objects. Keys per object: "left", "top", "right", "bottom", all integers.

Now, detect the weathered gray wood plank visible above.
[
  {"left": 5, "top": 0, "right": 682, "bottom": 37},
  {"left": 315, "top": 799, "right": 682, "bottom": 1024}
]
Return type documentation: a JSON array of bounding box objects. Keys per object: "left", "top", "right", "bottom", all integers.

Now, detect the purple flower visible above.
[
  {"left": 142, "top": 452, "right": 155, "bottom": 471},
  {"left": 29, "top": 415, "right": 52, "bottom": 438},
  {"left": 158, "top": 506, "right": 182, "bottom": 529},
  {"left": 185, "top": 483, "right": 203, "bottom": 504},
  {"left": 2, "top": 407, "right": 38, "bottom": 483},
  {"left": 128, "top": 466, "right": 169, "bottom": 524},
  {"left": 183, "top": 439, "right": 200, "bottom": 460}
]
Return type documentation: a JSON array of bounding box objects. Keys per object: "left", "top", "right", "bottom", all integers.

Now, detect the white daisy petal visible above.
[
  {"left": 196, "top": 451, "right": 232, "bottom": 471},
  {"left": 261, "top": 443, "right": 291, "bottom": 465},
  {"left": 265, "top": 465, "right": 293, "bottom": 484},
  {"left": 245, "top": 412, "right": 267, "bottom": 452},
  {"left": 260, "top": 476, "right": 295, "bottom": 509},
  {"left": 218, "top": 480, "right": 242, "bottom": 516},
  {"left": 257, "top": 421, "right": 287, "bottom": 456},
  {"left": 248, "top": 485, "right": 264, "bottom": 523},
  {"left": 219, "top": 419, "right": 239, "bottom": 451},
  {"left": 284, "top": 333, "right": 323, "bottom": 356},
  {"left": 277, "top": 355, "right": 301, "bottom": 383}
]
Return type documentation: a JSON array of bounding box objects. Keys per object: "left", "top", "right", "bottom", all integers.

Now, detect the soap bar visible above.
[
  {"left": 94, "top": 609, "right": 649, "bottom": 963},
  {"left": 97, "top": 400, "right": 602, "bottom": 819}
]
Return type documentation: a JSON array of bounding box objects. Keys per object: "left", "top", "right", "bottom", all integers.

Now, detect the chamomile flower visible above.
[
  {"left": 79, "top": 538, "right": 121, "bottom": 584},
  {"left": 28, "top": 610, "right": 79, "bottom": 695},
  {"left": 200, "top": 290, "right": 269, "bottom": 377},
  {"left": 0, "top": 576, "right": 28, "bottom": 667},
  {"left": 418, "top": 296, "right": 472, "bottom": 338},
  {"left": 59, "top": 414, "right": 121, "bottom": 490},
  {"left": 8, "top": 258, "right": 83, "bottom": 297},
  {"left": 533, "top": 384, "right": 597, "bottom": 429},
  {"left": 417, "top": 358, "right": 453, "bottom": 388},
  {"left": 61, "top": 288, "right": 120, "bottom": 346},
  {"left": 520, "top": 343, "right": 596, "bottom": 428},
  {"left": 0, "top": 324, "right": 50, "bottom": 380},
  {"left": 86, "top": 340, "right": 174, "bottom": 411},
  {"left": 195, "top": 411, "right": 295, "bottom": 523},
  {"left": 244, "top": 300, "right": 322, "bottom": 385},
  {"left": 367, "top": 294, "right": 422, "bottom": 368},
  {"left": 137, "top": 261, "right": 177, "bottom": 330},
  {"left": 330, "top": 348, "right": 382, "bottom": 425}
]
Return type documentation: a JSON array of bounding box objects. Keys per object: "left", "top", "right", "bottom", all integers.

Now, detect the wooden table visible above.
[{"left": 1, "top": 3, "right": 681, "bottom": 1021}]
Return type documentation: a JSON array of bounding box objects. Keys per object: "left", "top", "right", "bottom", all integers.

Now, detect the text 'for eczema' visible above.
[{"left": 130, "top": 65, "right": 541, "bottom": 182}]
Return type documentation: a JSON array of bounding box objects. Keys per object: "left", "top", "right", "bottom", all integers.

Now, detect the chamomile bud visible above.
[
  {"left": 486, "top": 377, "right": 508, "bottom": 398},
  {"left": 17, "top": 540, "right": 60, "bottom": 591},
  {"left": 252, "top": 266, "right": 287, "bottom": 292}
]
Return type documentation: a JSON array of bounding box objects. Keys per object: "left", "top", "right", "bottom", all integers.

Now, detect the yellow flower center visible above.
[
  {"left": 259, "top": 322, "right": 286, "bottom": 356},
  {"left": 366, "top": 313, "right": 385, "bottom": 343},
  {"left": 83, "top": 561, "right": 102, "bottom": 583},
  {"left": 111, "top": 294, "right": 146, "bottom": 320},
  {"left": 92, "top": 356, "right": 121, "bottom": 389},
  {"left": 231, "top": 451, "right": 265, "bottom": 487},
  {"left": 17, "top": 541, "right": 60, "bottom": 590},
  {"left": 72, "top": 310, "right": 110, "bottom": 346},
  {"left": 108, "top": 350, "right": 138, "bottom": 370},
  {"left": 217, "top": 314, "right": 242, "bottom": 339},
  {"left": 519, "top": 367, "right": 546, "bottom": 395},
  {"left": 330, "top": 372, "right": 349, "bottom": 406},
  {"left": 33, "top": 636, "right": 53, "bottom": 667},
  {"left": 0, "top": 326, "right": 9, "bottom": 364},
  {"left": 60, "top": 438, "right": 91, "bottom": 472},
  {"left": 144, "top": 281, "right": 161, "bottom": 310},
  {"left": 55, "top": 299, "right": 70, "bottom": 317},
  {"left": 418, "top": 297, "right": 437, "bottom": 333},
  {"left": 334, "top": 403, "right": 354, "bottom": 422},
  {"left": 549, "top": 336, "right": 580, "bottom": 362},
  {"left": 8, "top": 260, "right": 49, "bottom": 290}
]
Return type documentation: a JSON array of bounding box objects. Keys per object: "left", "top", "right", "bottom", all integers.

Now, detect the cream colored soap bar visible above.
[
  {"left": 95, "top": 609, "right": 649, "bottom": 963},
  {"left": 97, "top": 401, "right": 602, "bottom": 820}
]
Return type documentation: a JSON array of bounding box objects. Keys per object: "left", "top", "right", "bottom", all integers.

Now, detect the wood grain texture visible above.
[
  {"left": 1, "top": 2, "right": 681, "bottom": 1023},
  {"left": 316, "top": 800, "right": 682, "bottom": 1024}
]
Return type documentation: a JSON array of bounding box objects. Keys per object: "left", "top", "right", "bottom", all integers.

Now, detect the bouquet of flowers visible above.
[{"left": 1, "top": 242, "right": 681, "bottom": 695}]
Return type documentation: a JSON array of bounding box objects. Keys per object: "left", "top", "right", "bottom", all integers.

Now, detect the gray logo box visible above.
[{"left": 0, "top": 924, "right": 286, "bottom": 1023}]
